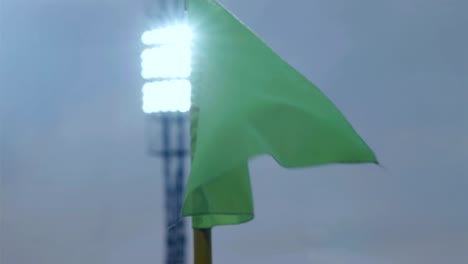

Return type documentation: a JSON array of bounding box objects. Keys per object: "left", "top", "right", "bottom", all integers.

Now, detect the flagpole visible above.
[
  {"left": 190, "top": 103, "right": 212, "bottom": 263},
  {"left": 194, "top": 228, "right": 212, "bottom": 264}
]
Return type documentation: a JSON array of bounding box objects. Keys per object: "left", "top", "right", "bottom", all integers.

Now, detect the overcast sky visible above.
[{"left": 1, "top": 0, "right": 467, "bottom": 263}]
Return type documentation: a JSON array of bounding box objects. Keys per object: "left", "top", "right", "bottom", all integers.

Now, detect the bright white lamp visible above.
[
  {"left": 141, "top": 24, "right": 192, "bottom": 113},
  {"left": 141, "top": 24, "right": 192, "bottom": 46},
  {"left": 142, "top": 80, "right": 191, "bottom": 113}
]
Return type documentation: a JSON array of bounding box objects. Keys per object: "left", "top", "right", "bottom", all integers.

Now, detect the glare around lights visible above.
[{"left": 142, "top": 80, "right": 192, "bottom": 113}]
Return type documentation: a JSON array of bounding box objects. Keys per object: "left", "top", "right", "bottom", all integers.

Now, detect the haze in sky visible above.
[{"left": 1, "top": 0, "right": 467, "bottom": 263}]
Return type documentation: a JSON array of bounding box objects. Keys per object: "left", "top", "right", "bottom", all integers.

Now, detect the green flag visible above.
[{"left": 183, "top": 0, "right": 378, "bottom": 228}]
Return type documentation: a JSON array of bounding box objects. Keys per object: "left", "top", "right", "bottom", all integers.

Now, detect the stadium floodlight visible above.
[
  {"left": 141, "top": 24, "right": 192, "bottom": 46},
  {"left": 140, "top": 4, "right": 191, "bottom": 263},
  {"left": 142, "top": 80, "right": 191, "bottom": 113},
  {"left": 141, "top": 24, "right": 192, "bottom": 113},
  {"left": 141, "top": 44, "right": 191, "bottom": 80}
]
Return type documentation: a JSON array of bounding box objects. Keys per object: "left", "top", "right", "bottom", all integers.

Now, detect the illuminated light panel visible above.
[
  {"left": 142, "top": 80, "right": 192, "bottom": 113},
  {"left": 141, "top": 24, "right": 192, "bottom": 113},
  {"left": 141, "top": 24, "right": 193, "bottom": 46},
  {"left": 140, "top": 44, "right": 191, "bottom": 79}
]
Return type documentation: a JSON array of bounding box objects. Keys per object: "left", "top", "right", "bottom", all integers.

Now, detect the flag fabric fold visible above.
[{"left": 183, "top": 0, "right": 378, "bottom": 228}]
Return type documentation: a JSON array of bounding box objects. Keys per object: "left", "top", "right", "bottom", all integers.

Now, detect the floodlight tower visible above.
[{"left": 141, "top": 1, "right": 191, "bottom": 263}]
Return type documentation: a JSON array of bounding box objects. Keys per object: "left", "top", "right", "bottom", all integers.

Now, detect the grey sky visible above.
[{"left": 1, "top": 0, "right": 467, "bottom": 263}]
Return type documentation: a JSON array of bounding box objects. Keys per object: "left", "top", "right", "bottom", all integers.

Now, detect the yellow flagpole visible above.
[
  {"left": 190, "top": 100, "right": 212, "bottom": 264},
  {"left": 194, "top": 228, "right": 212, "bottom": 264}
]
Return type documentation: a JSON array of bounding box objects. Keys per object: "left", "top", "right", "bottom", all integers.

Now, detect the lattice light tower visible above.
[{"left": 140, "top": 1, "right": 191, "bottom": 263}]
